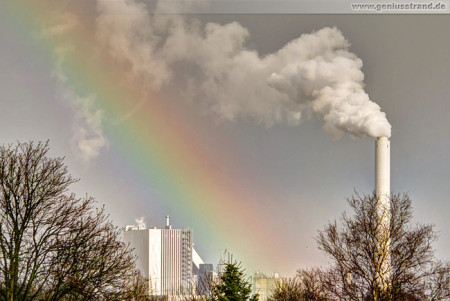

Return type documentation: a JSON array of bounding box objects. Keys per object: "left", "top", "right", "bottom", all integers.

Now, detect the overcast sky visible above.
[{"left": 0, "top": 1, "right": 449, "bottom": 276}]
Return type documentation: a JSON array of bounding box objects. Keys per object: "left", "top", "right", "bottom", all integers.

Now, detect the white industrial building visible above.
[
  {"left": 251, "top": 271, "right": 282, "bottom": 301},
  {"left": 123, "top": 216, "right": 206, "bottom": 298}
]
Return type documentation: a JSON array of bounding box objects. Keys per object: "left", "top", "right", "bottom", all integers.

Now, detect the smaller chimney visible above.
[{"left": 165, "top": 215, "right": 171, "bottom": 229}]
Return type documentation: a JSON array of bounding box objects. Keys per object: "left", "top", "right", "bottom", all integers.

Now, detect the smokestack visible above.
[
  {"left": 376, "top": 136, "right": 390, "bottom": 204},
  {"left": 375, "top": 136, "right": 391, "bottom": 287},
  {"left": 165, "top": 215, "right": 171, "bottom": 229}
]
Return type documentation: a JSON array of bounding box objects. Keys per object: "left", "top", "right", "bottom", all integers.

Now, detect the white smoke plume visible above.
[
  {"left": 96, "top": 0, "right": 391, "bottom": 139},
  {"left": 135, "top": 216, "right": 147, "bottom": 230},
  {"left": 41, "top": 10, "right": 109, "bottom": 162},
  {"left": 65, "top": 92, "right": 109, "bottom": 162}
]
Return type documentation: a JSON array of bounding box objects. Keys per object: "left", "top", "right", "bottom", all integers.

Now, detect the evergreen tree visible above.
[{"left": 209, "top": 257, "right": 259, "bottom": 301}]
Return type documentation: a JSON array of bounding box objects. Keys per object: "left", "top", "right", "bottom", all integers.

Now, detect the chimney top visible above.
[{"left": 165, "top": 215, "right": 171, "bottom": 229}]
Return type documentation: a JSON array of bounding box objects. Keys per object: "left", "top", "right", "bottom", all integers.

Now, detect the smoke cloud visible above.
[
  {"left": 135, "top": 216, "right": 147, "bottom": 230},
  {"left": 65, "top": 92, "right": 109, "bottom": 162},
  {"left": 96, "top": 0, "right": 391, "bottom": 139},
  {"left": 41, "top": 11, "right": 109, "bottom": 162}
]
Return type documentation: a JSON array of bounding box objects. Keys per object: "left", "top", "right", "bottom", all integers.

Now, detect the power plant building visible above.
[
  {"left": 124, "top": 216, "right": 203, "bottom": 298},
  {"left": 251, "top": 271, "right": 282, "bottom": 301}
]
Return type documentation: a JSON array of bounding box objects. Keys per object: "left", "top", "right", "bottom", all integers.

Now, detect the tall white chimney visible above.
[
  {"left": 375, "top": 136, "right": 391, "bottom": 287},
  {"left": 376, "top": 136, "right": 390, "bottom": 203}
]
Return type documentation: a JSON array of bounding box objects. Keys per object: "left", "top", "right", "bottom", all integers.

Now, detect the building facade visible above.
[
  {"left": 251, "top": 271, "right": 282, "bottom": 301},
  {"left": 123, "top": 216, "right": 193, "bottom": 297}
]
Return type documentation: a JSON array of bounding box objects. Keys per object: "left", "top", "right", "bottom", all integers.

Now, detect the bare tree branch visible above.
[
  {"left": 0, "top": 141, "right": 141, "bottom": 300},
  {"left": 316, "top": 192, "right": 447, "bottom": 301}
]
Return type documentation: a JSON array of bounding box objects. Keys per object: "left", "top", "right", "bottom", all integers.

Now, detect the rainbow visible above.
[{"left": 3, "top": 0, "right": 290, "bottom": 270}]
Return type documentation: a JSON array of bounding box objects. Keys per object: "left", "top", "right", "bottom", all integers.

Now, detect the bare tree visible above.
[
  {"left": 317, "top": 192, "right": 447, "bottom": 301},
  {"left": 297, "top": 268, "right": 331, "bottom": 301},
  {"left": 268, "top": 277, "right": 302, "bottom": 301},
  {"left": 0, "top": 141, "right": 139, "bottom": 300},
  {"left": 42, "top": 205, "right": 140, "bottom": 301},
  {"left": 180, "top": 274, "right": 214, "bottom": 301},
  {"left": 120, "top": 271, "right": 157, "bottom": 301},
  {"left": 268, "top": 268, "right": 330, "bottom": 301},
  {"left": 427, "top": 261, "right": 450, "bottom": 300}
]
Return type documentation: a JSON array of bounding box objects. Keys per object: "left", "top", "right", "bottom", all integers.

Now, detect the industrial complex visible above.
[
  {"left": 124, "top": 136, "right": 392, "bottom": 299},
  {"left": 123, "top": 216, "right": 214, "bottom": 299}
]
